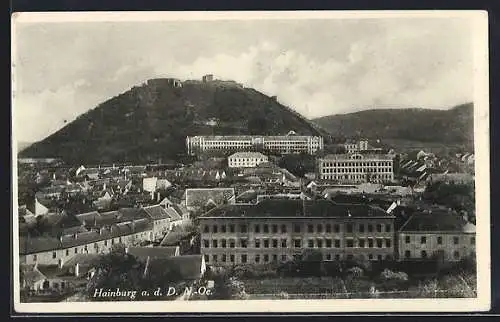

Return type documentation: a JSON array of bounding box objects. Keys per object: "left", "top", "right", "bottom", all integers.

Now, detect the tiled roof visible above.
[
  {"left": 21, "top": 264, "right": 46, "bottom": 284},
  {"left": 228, "top": 152, "right": 268, "bottom": 159},
  {"left": 185, "top": 188, "right": 235, "bottom": 208},
  {"left": 201, "top": 199, "right": 391, "bottom": 219},
  {"left": 142, "top": 205, "right": 169, "bottom": 220},
  {"left": 164, "top": 207, "right": 182, "bottom": 221},
  {"left": 62, "top": 253, "right": 101, "bottom": 268},
  {"left": 19, "top": 218, "right": 154, "bottom": 254},
  {"left": 145, "top": 255, "right": 203, "bottom": 280},
  {"left": 399, "top": 212, "right": 474, "bottom": 233},
  {"left": 127, "top": 246, "right": 178, "bottom": 261}
]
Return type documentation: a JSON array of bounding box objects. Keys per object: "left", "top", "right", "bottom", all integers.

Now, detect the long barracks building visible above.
[
  {"left": 186, "top": 133, "right": 324, "bottom": 156},
  {"left": 198, "top": 199, "right": 395, "bottom": 266}
]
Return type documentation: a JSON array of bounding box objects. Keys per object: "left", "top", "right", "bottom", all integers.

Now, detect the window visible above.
[
  {"left": 213, "top": 225, "right": 218, "bottom": 233},
  {"left": 376, "top": 239, "right": 383, "bottom": 248},
  {"left": 346, "top": 254, "right": 354, "bottom": 261},
  {"left": 66, "top": 249, "right": 69, "bottom": 256},
  {"left": 281, "top": 224, "right": 287, "bottom": 233},
  {"left": 376, "top": 224, "right": 382, "bottom": 232},
  {"left": 326, "top": 239, "right": 332, "bottom": 248},
  {"left": 421, "top": 250, "right": 428, "bottom": 259},
  {"left": 212, "top": 240, "right": 218, "bottom": 248},
  {"left": 294, "top": 239, "right": 302, "bottom": 248},
  {"left": 281, "top": 239, "right": 287, "bottom": 248},
  {"left": 229, "top": 224, "right": 235, "bottom": 233},
  {"left": 359, "top": 239, "right": 366, "bottom": 248},
  {"left": 84, "top": 245, "right": 88, "bottom": 252},
  {"left": 308, "top": 239, "right": 314, "bottom": 248},
  {"left": 326, "top": 224, "right": 332, "bottom": 233},
  {"left": 240, "top": 224, "right": 247, "bottom": 233},
  {"left": 405, "top": 236, "right": 410, "bottom": 244},
  {"left": 346, "top": 224, "right": 353, "bottom": 233},
  {"left": 254, "top": 224, "right": 260, "bottom": 233},
  {"left": 203, "top": 240, "right": 209, "bottom": 248},
  {"left": 334, "top": 239, "right": 341, "bottom": 248},
  {"left": 437, "top": 236, "right": 443, "bottom": 245},
  {"left": 385, "top": 238, "right": 392, "bottom": 248},
  {"left": 317, "top": 224, "right": 323, "bottom": 233},
  {"left": 368, "top": 254, "right": 374, "bottom": 260},
  {"left": 104, "top": 240, "right": 108, "bottom": 246},
  {"left": 204, "top": 225, "right": 209, "bottom": 233},
  {"left": 281, "top": 255, "right": 287, "bottom": 262},
  {"left": 263, "top": 224, "right": 269, "bottom": 233},
  {"left": 453, "top": 236, "right": 459, "bottom": 245},
  {"left": 377, "top": 255, "right": 383, "bottom": 261},
  {"left": 255, "top": 239, "right": 261, "bottom": 248},
  {"left": 358, "top": 224, "right": 365, "bottom": 233},
  {"left": 294, "top": 224, "right": 301, "bottom": 233},
  {"left": 346, "top": 239, "right": 354, "bottom": 248},
  {"left": 221, "top": 225, "right": 226, "bottom": 233},
  {"left": 222, "top": 254, "right": 227, "bottom": 262},
  {"left": 229, "top": 240, "right": 235, "bottom": 248},
  {"left": 335, "top": 254, "right": 341, "bottom": 261},
  {"left": 230, "top": 254, "right": 235, "bottom": 263},
  {"left": 75, "top": 247, "right": 78, "bottom": 254},
  {"left": 221, "top": 240, "right": 227, "bottom": 248},
  {"left": 368, "top": 224, "right": 373, "bottom": 233},
  {"left": 33, "top": 254, "right": 37, "bottom": 262},
  {"left": 264, "top": 254, "right": 269, "bottom": 263},
  {"left": 326, "top": 254, "right": 332, "bottom": 260},
  {"left": 317, "top": 239, "right": 323, "bottom": 248},
  {"left": 471, "top": 237, "right": 476, "bottom": 245},
  {"left": 241, "top": 239, "right": 248, "bottom": 248},
  {"left": 272, "top": 225, "right": 278, "bottom": 233},
  {"left": 421, "top": 236, "right": 427, "bottom": 244},
  {"left": 453, "top": 251, "right": 460, "bottom": 260},
  {"left": 334, "top": 224, "right": 340, "bottom": 233},
  {"left": 241, "top": 254, "right": 247, "bottom": 263},
  {"left": 308, "top": 224, "right": 314, "bottom": 233},
  {"left": 52, "top": 251, "right": 57, "bottom": 259},
  {"left": 272, "top": 254, "right": 278, "bottom": 262},
  {"left": 255, "top": 255, "right": 260, "bottom": 263},
  {"left": 385, "top": 224, "right": 391, "bottom": 232},
  {"left": 405, "top": 250, "right": 411, "bottom": 258},
  {"left": 269, "top": 239, "right": 276, "bottom": 248},
  {"left": 368, "top": 238, "right": 374, "bottom": 248}
]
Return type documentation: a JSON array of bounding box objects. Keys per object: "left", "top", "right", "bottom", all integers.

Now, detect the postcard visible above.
[{"left": 11, "top": 10, "right": 490, "bottom": 313}]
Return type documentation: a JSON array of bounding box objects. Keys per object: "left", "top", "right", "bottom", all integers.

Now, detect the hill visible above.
[
  {"left": 20, "top": 78, "right": 325, "bottom": 164},
  {"left": 312, "top": 103, "right": 474, "bottom": 148}
]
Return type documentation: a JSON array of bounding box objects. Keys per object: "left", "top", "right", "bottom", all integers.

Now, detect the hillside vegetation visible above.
[
  {"left": 312, "top": 103, "right": 474, "bottom": 148},
  {"left": 20, "top": 79, "right": 324, "bottom": 164}
]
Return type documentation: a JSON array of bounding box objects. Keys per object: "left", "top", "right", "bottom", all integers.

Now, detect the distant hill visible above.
[
  {"left": 312, "top": 103, "right": 474, "bottom": 148},
  {"left": 20, "top": 78, "right": 325, "bottom": 164}
]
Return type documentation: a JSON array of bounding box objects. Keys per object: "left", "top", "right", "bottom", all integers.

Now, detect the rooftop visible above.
[
  {"left": 320, "top": 154, "right": 394, "bottom": 161},
  {"left": 399, "top": 212, "right": 475, "bottom": 233},
  {"left": 200, "top": 199, "right": 391, "bottom": 219},
  {"left": 228, "top": 152, "right": 268, "bottom": 159}
]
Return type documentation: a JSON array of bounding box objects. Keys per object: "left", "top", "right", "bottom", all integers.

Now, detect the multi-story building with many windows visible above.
[
  {"left": 198, "top": 199, "right": 395, "bottom": 266},
  {"left": 186, "top": 133, "right": 324, "bottom": 156},
  {"left": 317, "top": 153, "right": 394, "bottom": 184},
  {"left": 398, "top": 211, "right": 476, "bottom": 262},
  {"left": 228, "top": 152, "right": 269, "bottom": 168}
]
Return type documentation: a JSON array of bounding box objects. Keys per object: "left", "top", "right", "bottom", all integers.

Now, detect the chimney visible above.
[
  {"left": 157, "top": 192, "right": 161, "bottom": 203},
  {"left": 74, "top": 233, "right": 78, "bottom": 240},
  {"left": 125, "top": 247, "right": 129, "bottom": 254},
  {"left": 103, "top": 183, "right": 106, "bottom": 191},
  {"left": 151, "top": 191, "right": 154, "bottom": 200},
  {"left": 74, "top": 263, "right": 80, "bottom": 277},
  {"left": 58, "top": 258, "right": 64, "bottom": 269}
]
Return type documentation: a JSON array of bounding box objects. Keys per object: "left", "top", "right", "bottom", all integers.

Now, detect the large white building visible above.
[
  {"left": 186, "top": 133, "right": 323, "bottom": 156},
  {"left": 318, "top": 153, "right": 394, "bottom": 184},
  {"left": 228, "top": 152, "right": 268, "bottom": 168}
]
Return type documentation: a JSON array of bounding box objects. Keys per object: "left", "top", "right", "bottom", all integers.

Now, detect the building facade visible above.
[
  {"left": 317, "top": 153, "right": 394, "bottom": 184},
  {"left": 186, "top": 134, "right": 323, "bottom": 156},
  {"left": 228, "top": 152, "right": 269, "bottom": 168},
  {"left": 344, "top": 139, "right": 369, "bottom": 153},
  {"left": 398, "top": 212, "right": 476, "bottom": 262},
  {"left": 199, "top": 199, "right": 395, "bottom": 266}
]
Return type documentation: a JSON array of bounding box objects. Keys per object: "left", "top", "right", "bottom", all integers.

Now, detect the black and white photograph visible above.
[{"left": 11, "top": 11, "right": 490, "bottom": 313}]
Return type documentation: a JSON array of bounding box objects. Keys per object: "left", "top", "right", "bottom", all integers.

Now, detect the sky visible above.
[{"left": 13, "top": 14, "right": 475, "bottom": 143}]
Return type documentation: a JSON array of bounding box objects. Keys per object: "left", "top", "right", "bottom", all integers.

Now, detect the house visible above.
[
  {"left": 398, "top": 211, "right": 476, "bottom": 262},
  {"left": 125, "top": 245, "right": 180, "bottom": 261},
  {"left": 20, "top": 263, "right": 74, "bottom": 293},
  {"left": 143, "top": 254, "right": 206, "bottom": 280},
  {"left": 228, "top": 152, "right": 269, "bottom": 168},
  {"left": 61, "top": 253, "right": 101, "bottom": 279},
  {"left": 142, "top": 204, "right": 171, "bottom": 240},
  {"left": 184, "top": 188, "right": 236, "bottom": 212}
]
